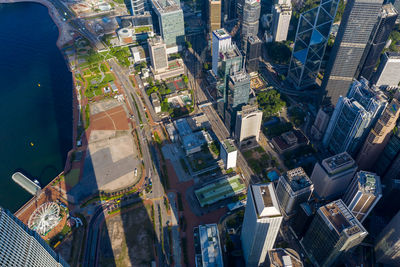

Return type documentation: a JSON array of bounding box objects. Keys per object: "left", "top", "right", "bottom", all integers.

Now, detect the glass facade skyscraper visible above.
[
  {"left": 151, "top": 0, "right": 185, "bottom": 47},
  {"left": 375, "top": 122, "right": 400, "bottom": 176},
  {"left": 301, "top": 200, "right": 368, "bottom": 267},
  {"left": 357, "top": 4, "right": 398, "bottom": 80},
  {"left": 0, "top": 207, "right": 69, "bottom": 266},
  {"left": 321, "top": 0, "right": 384, "bottom": 106},
  {"left": 323, "top": 79, "right": 387, "bottom": 156},
  {"left": 287, "top": 0, "right": 339, "bottom": 90}
]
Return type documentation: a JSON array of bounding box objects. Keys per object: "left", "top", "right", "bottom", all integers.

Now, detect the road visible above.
[
  {"left": 183, "top": 41, "right": 258, "bottom": 185},
  {"left": 52, "top": 0, "right": 106, "bottom": 50},
  {"left": 108, "top": 59, "right": 169, "bottom": 266}
]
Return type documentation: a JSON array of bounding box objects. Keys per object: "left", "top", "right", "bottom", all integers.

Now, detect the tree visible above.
[
  {"left": 185, "top": 40, "right": 192, "bottom": 49},
  {"left": 266, "top": 42, "right": 291, "bottom": 64},
  {"left": 257, "top": 89, "right": 286, "bottom": 117},
  {"left": 182, "top": 75, "right": 189, "bottom": 84}
]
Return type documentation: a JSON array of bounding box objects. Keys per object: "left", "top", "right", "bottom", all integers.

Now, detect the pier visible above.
[{"left": 12, "top": 172, "right": 41, "bottom": 196}]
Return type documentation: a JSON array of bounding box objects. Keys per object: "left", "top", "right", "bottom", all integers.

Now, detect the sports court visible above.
[
  {"left": 195, "top": 175, "right": 246, "bottom": 207},
  {"left": 166, "top": 78, "right": 186, "bottom": 92}
]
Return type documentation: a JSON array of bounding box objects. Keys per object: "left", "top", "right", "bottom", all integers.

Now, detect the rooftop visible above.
[
  {"left": 238, "top": 103, "right": 262, "bottom": 116},
  {"left": 230, "top": 71, "right": 250, "bottom": 83},
  {"left": 248, "top": 35, "right": 262, "bottom": 44},
  {"left": 385, "top": 51, "right": 400, "bottom": 59},
  {"left": 152, "top": 0, "right": 181, "bottom": 13},
  {"left": 319, "top": 200, "right": 367, "bottom": 236},
  {"left": 382, "top": 3, "right": 398, "bottom": 17},
  {"left": 173, "top": 118, "right": 193, "bottom": 137},
  {"left": 322, "top": 152, "right": 356, "bottom": 175},
  {"left": 283, "top": 167, "right": 313, "bottom": 193},
  {"left": 220, "top": 44, "right": 241, "bottom": 60},
  {"left": 195, "top": 175, "right": 246, "bottom": 207},
  {"left": 213, "top": 28, "right": 231, "bottom": 39},
  {"left": 267, "top": 248, "right": 303, "bottom": 267},
  {"left": 356, "top": 171, "right": 382, "bottom": 196},
  {"left": 251, "top": 184, "right": 281, "bottom": 218},
  {"left": 198, "top": 224, "right": 224, "bottom": 267},
  {"left": 182, "top": 131, "right": 208, "bottom": 150},
  {"left": 222, "top": 139, "right": 236, "bottom": 153}
]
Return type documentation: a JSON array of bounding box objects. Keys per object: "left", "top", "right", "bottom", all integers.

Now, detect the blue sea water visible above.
[{"left": 0, "top": 2, "right": 72, "bottom": 212}]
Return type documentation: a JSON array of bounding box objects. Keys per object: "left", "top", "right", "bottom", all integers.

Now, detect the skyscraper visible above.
[
  {"left": 212, "top": 28, "right": 233, "bottom": 76},
  {"left": 321, "top": 0, "right": 384, "bottom": 106},
  {"left": 275, "top": 167, "right": 313, "bottom": 217},
  {"left": 246, "top": 35, "right": 262, "bottom": 73},
  {"left": 375, "top": 121, "right": 400, "bottom": 177},
  {"left": 208, "top": 0, "right": 222, "bottom": 33},
  {"left": 357, "top": 4, "right": 398, "bottom": 80},
  {"left": 272, "top": 0, "right": 292, "bottom": 42},
  {"left": 310, "top": 106, "right": 333, "bottom": 140},
  {"left": 323, "top": 79, "right": 387, "bottom": 156},
  {"left": 224, "top": 71, "right": 251, "bottom": 132},
  {"left": 343, "top": 171, "right": 382, "bottom": 223},
  {"left": 131, "top": 0, "right": 145, "bottom": 15},
  {"left": 301, "top": 200, "right": 368, "bottom": 267},
  {"left": 287, "top": 0, "right": 339, "bottom": 89},
  {"left": 151, "top": 0, "right": 185, "bottom": 48},
  {"left": 374, "top": 52, "right": 400, "bottom": 87},
  {"left": 241, "top": 0, "right": 261, "bottom": 49},
  {"left": 234, "top": 104, "right": 263, "bottom": 144},
  {"left": 310, "top": 152, "right": 358, "bottom": 200},
  {"left": 0, "top": 207, "right": 69, "bottom": 267},
  {"left": 374, "top": 210, "right": 400, "bottom": 265},
  {"left": 241, "top": 184, "right": 283, "bottom": 267},
  {"left": 148, "top": 36, "right": 168, "bottom": 73},
  {"left": 356, "top": 96, "right": 400, "bottom": 170}
]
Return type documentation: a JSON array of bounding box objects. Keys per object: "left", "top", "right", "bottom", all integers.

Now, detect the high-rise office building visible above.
[
  {"left": 310, "top": 152, "right": 358, "bottom": 200},
  {"left": 208, "top": 0, "right": 222, "bottom": 33},
  {"left": 356, "top": 97, "right": 400, "bottom": 170},
  {"left": 343, "top": 171, "right": 382, "bottom": 223},
  {"left": 131, "top": 0, "right": 145, "bottom": 15},
  {"left": 272, "top": 0, "right": 292, "bottom": 42},
  {"left": 323, "top": 79, "right": 387, "bottom": 156},
  {"left": 0, "top": 207, "right": 69, "bottom": 267},
  {"left": 212, "top": 28, "right": 233, "bottom": 76},
  {"left": 301, "top": 200, "right": 368, "bottom": 267},
  {"left": 220, "top": 139, "right": 237, "bottom": 169},
  {"left": 375, "top": 121, "right": 400, "bottom": 177},
  {"left": 241, "top": 184, "right": 283, "bottom": 267},
  {"left": 391, "top": 0, "right": 400, "bottom": 22},
  {"left": 374, "top": 210, "right": 400, "bottom": 265},
  {"left": 151, "top": 0, "right": 185, "bottom": 48},
  {"left": 234, "top": 104, "right": 263, "bottom": 144},
  {"left": 287, "top": 0, "right": 339, "bottom": 89},
  {"left": 357, "top": 4, "right": 398, "bottom": 80},
  {"left": 148, "top": 36, "right": 168, "bottom": 73},
  {"left": 222, "top": 0, "right": 237, "bottom": 22},
  {"left": 310, "top": 106, "right": 333, "bottom": 140},
  {"left": 374, "top": 52, "right": 400, "bottom": 87},
  {"left": 224, "top": 71, "right": 251, "bottom": 132},
  {"left": 275, "top": 167, "right": 313, "bottom": 217},
  {"left": 246, "top": 35, "right": 262, "bottom": 73},
  {"left": 241, "top": 0, "right": 261, "bottom": 49},
  {"left": 321, "top": 0, "right": 384, "bottom": 106},
  {"left": 227, "top": 71, "right": 250, "bottom": 109}
]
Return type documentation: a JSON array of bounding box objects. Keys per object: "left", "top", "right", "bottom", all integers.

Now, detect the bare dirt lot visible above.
[{"left": 98, "top": 203, "right": 155, "bottom": 267}]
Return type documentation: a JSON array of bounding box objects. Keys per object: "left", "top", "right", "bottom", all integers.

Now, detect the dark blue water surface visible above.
[{"left": 0, "top": 3, "right": 72, "bottom": 212}]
